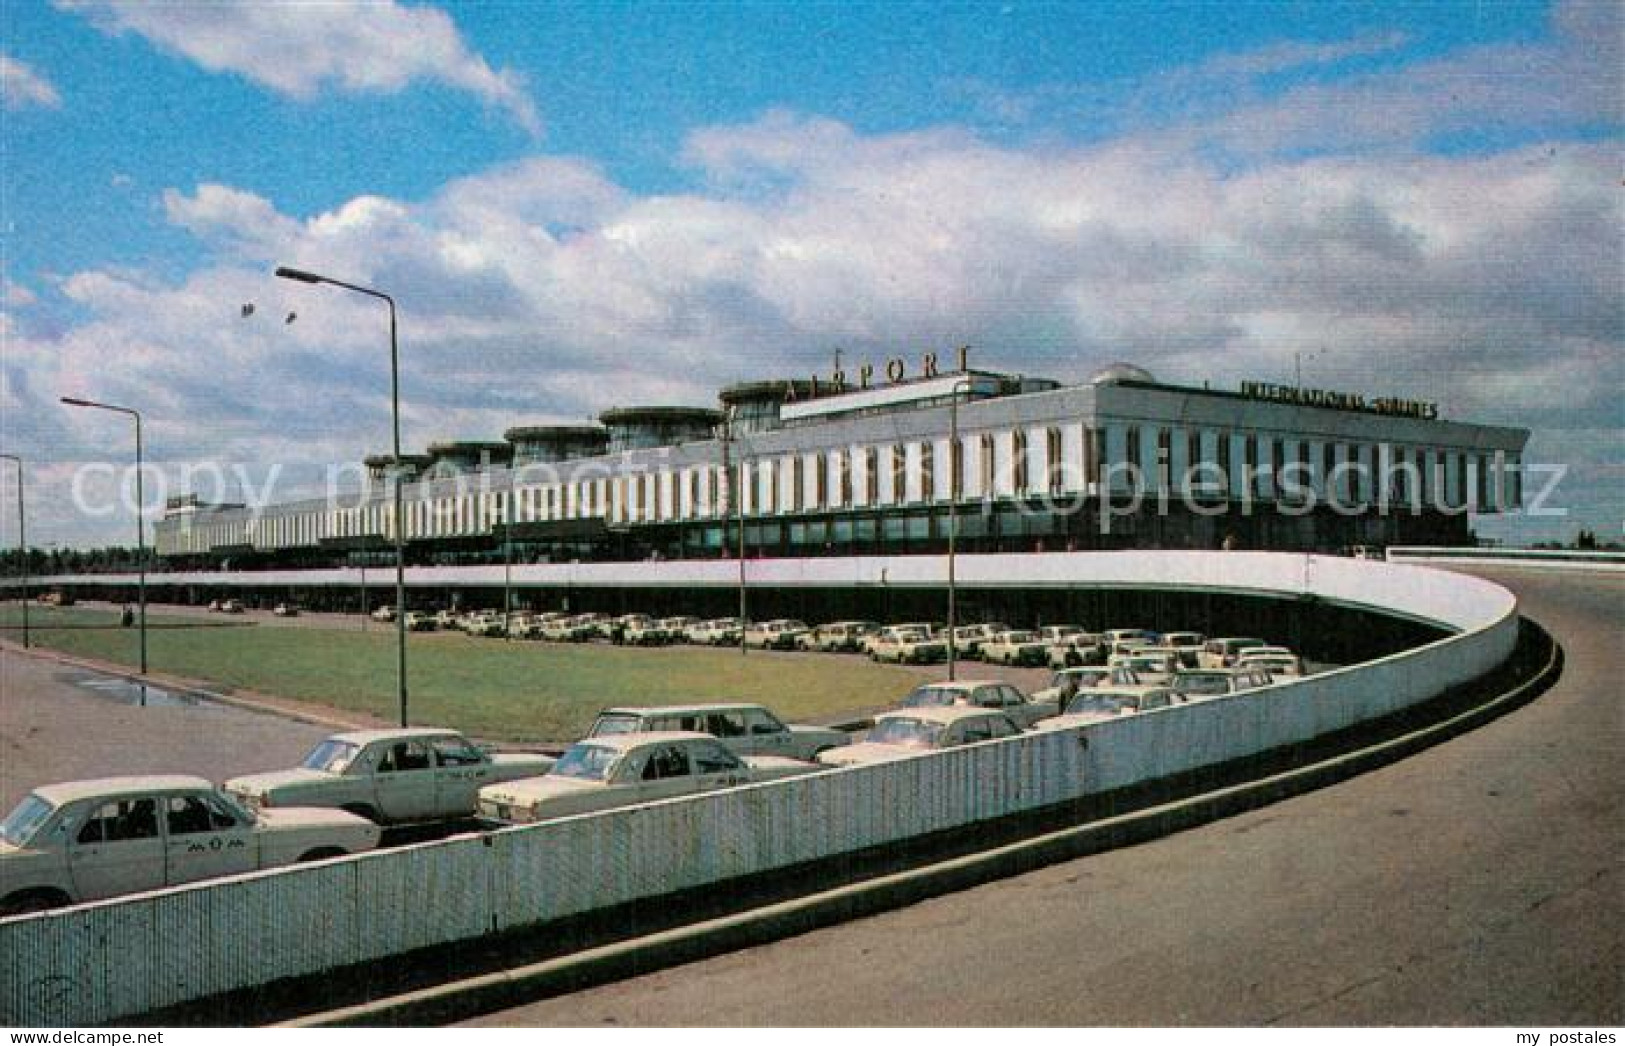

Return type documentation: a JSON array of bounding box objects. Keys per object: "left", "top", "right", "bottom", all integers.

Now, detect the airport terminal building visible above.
[{"left": 154, "top": 355, "right": 1529, "bottom": 569}]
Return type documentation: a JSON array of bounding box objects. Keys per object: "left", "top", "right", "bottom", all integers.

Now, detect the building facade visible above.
[{"left": 154, "top": 361, "right": 1528, "bottom": 568}]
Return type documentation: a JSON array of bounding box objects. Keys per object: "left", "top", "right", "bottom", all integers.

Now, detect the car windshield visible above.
[
  {"left": 549, "top": 743, "right": 619, "bottom": 781},
  {"left": 301, "top": 739, "right": 360, "bottom": 773},
  {"left": 1174, "top": 674, "right": 1231, "bottom": 696},
  {"left": 902, "top": 686, "right": 966, "bottom": 708},
  {"left": 0, "top": 794, "right": 56, "bottom": 847},
  {"left": 588, "top": 714, "right": 642, "bottom": 737},
  {"left": 1065, "top": 694, "right": 1137, "bottom": 716},
  {"left": 867, "top": 718, "right": 945, "bottom": 748}
]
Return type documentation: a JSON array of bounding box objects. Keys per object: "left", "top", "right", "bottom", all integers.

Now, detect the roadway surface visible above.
[{"left": 463, "top": 567, "right": 1622, "bottom": 1027}]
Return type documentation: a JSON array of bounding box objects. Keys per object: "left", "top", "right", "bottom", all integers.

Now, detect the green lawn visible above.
[{"left": 0, "top": 605, "right": 919, "bottom": 742}]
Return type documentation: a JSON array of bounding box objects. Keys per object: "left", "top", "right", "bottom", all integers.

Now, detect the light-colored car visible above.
[
  {"left": 541, "top": 613, "right": 604, "bottom": 642},
  {"left": 219, "top": 599, "right": 245, "bottom": 614},
  {"left": 1031, "top": 665, "right": 1144, "bottom": 706},
  {"left": 659, "top": 616, "right": 702, "bottom": 641},
  {"left": 403, "top": 610, "right": 437, "bottom": 632},
  {"left": 466, "top": 612, "right": 509, "bottom": 638},
  {"left": 1170, "top": 667, "right": 1275, "bottom": 701},
  {"left": 207, "top": 599, "right": 222, "bottom": 612},
  {"left": 1162, "top": 631, "right": 1206, "bottom": 652},
  {"left": 1201, "top": 637, "right": 1269, "bottom": 668},
  {"left": 868, "top": 626, "right": 948, "bottom": 664},
  {"left": 861, "top": 622, "right": 937, "bottom": 656},
  {"left": 946, "top": 623, "right": 1009, "bottom": 658},
  {"left": 978, "top": 629, "right": 1050, "bottom": 667},
  {"left": 0, "top": 775, "right": 381, "bottom": 916},
  {"left": 370, "top": 605, "right": 397, "bottom": 622},
  {"left": 477, "top": 732, "right": 820, "bottom": 826},
  {"left": 1235, "top": 651, "right": 1304, "bottom": 679},
  {"left": 1046, "top": 631, "right": 1106, "bottom": 669},
  {"left": 1031, "top": 685, "right": 1180, "bottom": 731},
  {"left": 587, "top": 703, "right": 850, "bottom": 760},
  {"left": 895, "top": 679, "right": 1059, "bottom": 728},
  {"left": 744, "top": 619, "right": 810, "bottom": 650},
  {"left": 624, "top": 616, "right": 679, "bottom": 645},
  {"left": 272, "top": 602, "right": 299, "bottom": 617},
  {"left": 225, "top": 728, "right": 555, "bottom": 825},
  {"left": 797, "top": 621, "right": 881, "bottom": 653},
  {"left": 433, "top": 609, "right": 462, "bottom": 630},
  {"left": 1107, "top": 651, "right": 1180, "bottom": 684},
  {"left": 689, "top": 618, "right": 744, "bottom": 645},
  {"left": 817, "top": 707, "right": 1025, "bottom": 767},
  {"left": 1137, "top": 643, "right": 1200, "bottom": 670}
]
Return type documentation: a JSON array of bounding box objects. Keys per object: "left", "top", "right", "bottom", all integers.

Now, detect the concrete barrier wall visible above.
[{"left": 0, "top": 555, "right": 1519, "bottom": 1026}]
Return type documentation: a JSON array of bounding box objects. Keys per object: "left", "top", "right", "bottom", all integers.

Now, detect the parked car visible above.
[
  {"left": 219, "top": 599, "right": 245, "bottom": 614},
  {"left": 797, "top": 620, "right": 881, "bottom": 653},
  {"left": 272, "top": 603, "right": 299, "bottom": 617},
  {"left": 477, "top": 733, "right": 820, "bottom": 825},
  {"left": 896, "top": 679, "right": 1059, "bottom": 728},
  {"left": 861, "top": 622, "right": 937, "bottom": 656},
  {"left": 978, "top": 629, "right": 1050, "bottom": 667},
  {"left": 1031, "top": 665, "right": 1144, "bottom": 706},
  {"left": 542, "top": 613, "right": 605, "bottom": 642},
  {"left": 587, "top": 703, "right": 850, "bottom": 760},
  {"left": 433, "top": 609, "right": 462, "bottom": 630},
  {"left": 1170, "top": 667, "right": 1275, "bottom": 701},
  {"left": 817, "top": 707, "right": 1024, "bottom": 767},
  {"left": 946, "top": 623, "right": 1009, "bottom": 658},
  {"left": 689, "top": 618, "right": 744, "bottom": 645},
  {"left": 744, "top": 619, "right": 810, "bottom": 650},
  {"left": 868, "top": 626, "right": 948, "bottom": 664},
  {"left": 1136, "top": 643, "right": 1200, "bottom": 670},
  {"left": 1107, "top": 650, "right": 1180, "bottom": 684},
  {"left": 1162, "top": 631, "right": 1206, "bottom": 652},
  {"left": 659, "top": 616, "right": 703, "bottom": 641},
  {"left": 623, "top": 616, "right": 676, "bottom": 645},
  {"left": 403, "top": 611, "right": 437, "bottom": 632},
  {"left": 1235, "top": 650, "right": 1304, "bottom": 679},
  {"left": 0, "top": 775, "right": 381, "bottom": 916},
  {"left": 224, "top": 728, "right": 555, "bottom": 825},
  {"left": 1201, "top": 637, "right": 1269, "bottom": 668},
  {"left": 1046, "top": 632, "right": 1106, "bottom": 669},
  {"left": 370, "top": 605, "right": 396, "bottom": 622},
  {"left": 1030, "top": 685, "right": 1180, "bottom": 731},
  {"left": 206, "top": 599, "right": 222, "bottom": 612}
]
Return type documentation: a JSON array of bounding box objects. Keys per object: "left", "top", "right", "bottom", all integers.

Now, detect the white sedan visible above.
[
  {"left": 225, "top": 728, "right": 555, "bottom": 825},
  {"left": 817, "top": 707, "right": 1025, "bottom": 768},
  {"left": 477, "top": 733, "right": 820, "bottom": 826},
  {"left": 0, "top": 775, "right": 380, "bottom": 916},
  {"left": 1030, "top": 685, "right": 1180, "bottom": 731},
  {"left": 895, "top": 680, "right": 1059, "bottom": 728}
]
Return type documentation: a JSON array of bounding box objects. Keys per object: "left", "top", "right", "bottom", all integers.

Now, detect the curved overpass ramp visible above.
[{"left": 468, "top": 565, "right": 1619, "bottom": 1027}]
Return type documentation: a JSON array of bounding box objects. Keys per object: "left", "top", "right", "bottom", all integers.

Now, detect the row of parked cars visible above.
[{"left": 0, "top": 627, "right": 1307, "bottom": 916}]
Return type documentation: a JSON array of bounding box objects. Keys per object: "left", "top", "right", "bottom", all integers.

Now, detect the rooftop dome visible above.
[{"left": 1089, "top": 362, "right": 1156, "bottom": 386}]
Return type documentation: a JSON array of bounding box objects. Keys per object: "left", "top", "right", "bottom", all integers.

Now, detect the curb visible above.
[{"left": 285, "top": 624, "right": 1563, "bottom": 1027}]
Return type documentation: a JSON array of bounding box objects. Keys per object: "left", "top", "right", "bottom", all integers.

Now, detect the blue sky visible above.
[{"left": 1, "top": 0, "right": 1620, "bottom": 546}]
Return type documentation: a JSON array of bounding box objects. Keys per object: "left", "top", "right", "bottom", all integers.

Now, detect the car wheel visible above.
[
  {"left": 0, "top": 888, "right": 69, "bottom": 917},
  {"left": 297, "top": 847, "right": 348, "bottom": 863}
]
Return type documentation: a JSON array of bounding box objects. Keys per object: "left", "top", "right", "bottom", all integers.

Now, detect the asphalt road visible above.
[
  {"left": 0, "top": 649, "right": 334, "bottom": 813},
  {"left": 463, "top": 566, "right": 1622, "bottom": 1027}
]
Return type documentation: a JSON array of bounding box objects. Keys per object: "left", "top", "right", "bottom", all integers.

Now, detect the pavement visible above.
[
  {"left": 0, "top": 647, "right": 334, "bottom": 812},
  {"left": 459, "top": 567, "right": 1622, "bottom": 1027}
]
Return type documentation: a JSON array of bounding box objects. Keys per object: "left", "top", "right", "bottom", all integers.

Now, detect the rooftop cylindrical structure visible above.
[
  {"left": 599, "top": 406, "right": 723, "bottom": 454},
  {"left": 503, "top": 425, "right": 610, "bottom": 467},
  {"left": 364, "top": 453, "right": 432, "bottom": 484},
  {"left": 717, "top": 379, "right": 816, "bottom": 435},
  {"left": 423, "top": 441, "right": 512, "bottom": 480}
]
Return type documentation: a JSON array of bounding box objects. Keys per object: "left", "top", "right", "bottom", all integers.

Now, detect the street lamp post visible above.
[
  {"left": 502, "top": 466, "right": 514, "bottom": 642},
  {"left": 276, "top": 266, "right": 409, "bottom": 727},
  {"left": 720, "top": 408, "right": 747, "bottom": 656},
  {"left": 946, "top": 376, "right": 977, "bottom": 681},
  {"left": 0, "top": 455, "right": 28, "bottom": 648},
  {"left": 59, "top": 398, "right": 146, "bottom": 674}
]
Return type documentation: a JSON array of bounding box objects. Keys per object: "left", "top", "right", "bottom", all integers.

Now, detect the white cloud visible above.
[
  {"left": 57, "top": 0, "right": 540, "bottom": 133},
  {"left": 9, "top": 10, "right": 1621, "bottom": 546},
  {"left": 1, "top": 53, "right": 62, "bottom": 110}
]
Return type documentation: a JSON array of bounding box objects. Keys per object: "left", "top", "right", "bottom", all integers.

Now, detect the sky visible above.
[{"left": 1, "top": 0, "right": 1620, "bottom": 548}]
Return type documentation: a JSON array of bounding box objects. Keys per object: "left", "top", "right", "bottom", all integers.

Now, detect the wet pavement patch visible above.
[{"left": 70, "top": 674, "right": 210, "bottom": 708}]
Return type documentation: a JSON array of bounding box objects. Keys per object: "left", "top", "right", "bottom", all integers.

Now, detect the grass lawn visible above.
[{"left": 0, "top": 604, "right": 920, "bottom": 742}]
